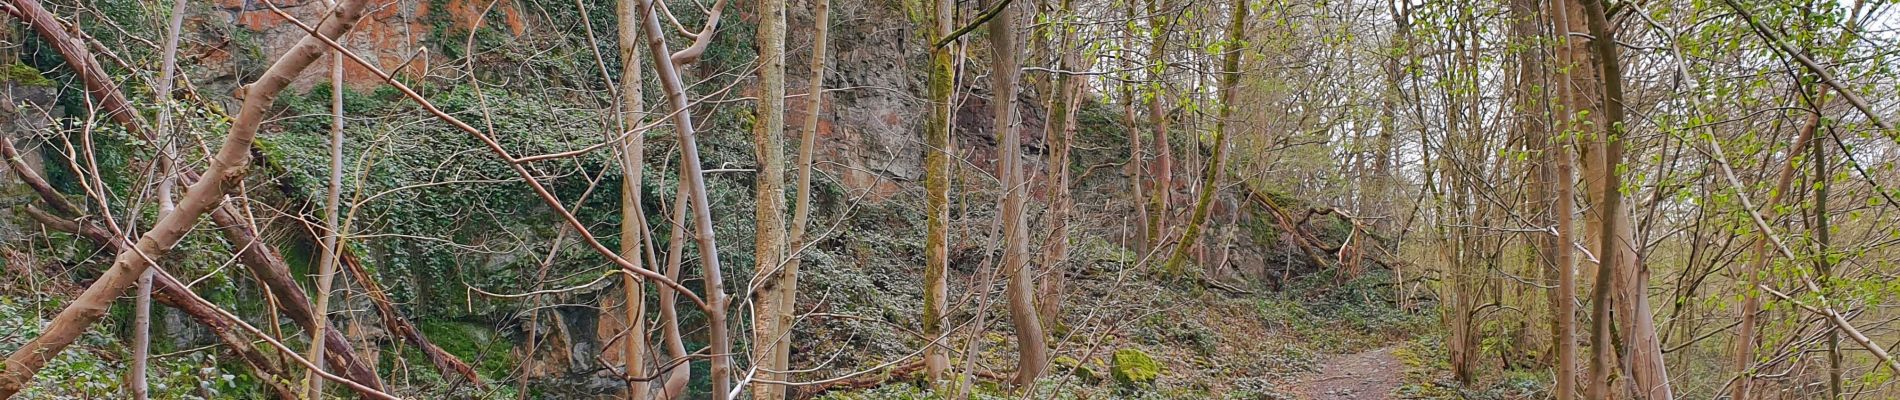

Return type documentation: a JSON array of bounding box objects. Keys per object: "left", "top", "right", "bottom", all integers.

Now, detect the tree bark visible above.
[
  {"left": 775, "top": 0, "right": 830, "bottom": 393},
  {"left": 1035, "top": 0, "right": 1081, "bottom": 333},
  {"left": 750, "top": 0, "right": 790, "bottom": 393},
  {"left": 304, "top": 23, "right": 349, "bottom": 398},
  {"left": 1164, "top": 0, "right": 1244, "bottom": 277},
  {"left": 637, "top": 0, "right": 733, "bottom": 394},
  {"left": 1144, "top": 0, "right": 1175, "bottom": 251},
  {"left": 1578, "top": 0, "right": 1671, "bottom": 397},
  {"left": 922, "top": 0, "right": 956, "bottom": 385},
  {"left": 1510, "top": 0, "right": 1575, "bottom": 396},
  {"left": 129, "top": 0, "right": 188, "bottom": 396},
  {"left": 1, "top": 141, "right": 296, "bottom": 400},
  {"left": 655, "top": 184, "right": 694, "bottom": 400},
  {"left": 0, "top": 0, "right": 373, "bottom": 395},
  {"left": 986, "top": 0, "right": 1047, "bottom": 387},
  {"left": 614, "top": 0, "right": 650, "bottom": 397},
  {"left": 0, "top": 0, "right": 394, "bottom": 391}
]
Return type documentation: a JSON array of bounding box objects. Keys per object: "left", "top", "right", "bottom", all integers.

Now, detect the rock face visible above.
[
  {"left": 176, "top": 0, "right": 1065, "bottom": 389},
  {"left": 197, "top": 0, "right": 529, "bottom": 94},
  {"left": 0, "top": 78, "right": 56, "bottom": 249}
]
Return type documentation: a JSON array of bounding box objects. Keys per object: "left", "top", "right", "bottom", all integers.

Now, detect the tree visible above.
[
  {"left": 1577, "top": 0, "right": 1672, "bottom": 396},
  {"left": 987, "top": 0, "right": 1048, "bottom": 386},
  {"left": 1143, "top": 0, "right": 1177, "bottom": 252},
  {"left": 129, "top": 0, "right": 187, "bottom": 397},
  {"left": 1164, "top": 0, "right": 1244, "bottom": 277},
  {"left": 635, "top": 0, "right": 735, "bottom": 393},
  {"left": 1036, "top": 0, "right": 1083, "bottom": 331},
  {"left": 1508, "top": 0, "right": 1575, "bottom": 396},
  {"left": 922, "top": 0, "right": 957, "bottom": 386},
  {"left": 0, "top": 0, "right": 376, "bottom": 396},
  {"left": 748, "top": 0, "right": 791, "bottom": 392},
  {"left": 614, "top": 0, "right": 650, "bottom": 397}
]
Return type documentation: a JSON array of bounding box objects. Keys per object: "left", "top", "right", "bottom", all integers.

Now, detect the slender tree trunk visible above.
[
  {"left": 1812, "top": 124, "right": 1840, "bottom": 400},
  {"left": 749, "top": 0, "right": 790, "bottom": 393},
  {"left": 1036, "top": 0, "right": 1080, "bottom": 330},
  {"left": 0, "top": 0, "right": 373, "bottom": 396},
  {"left": 779, "top": 0, "right": 830, "bottom": 390},
  {"left": 1144, "top": 0, "right": 1174, "bottom": 250},
  {"left": 636, "top": 0, "right": 732, "bottom": 394},
  {"left": 304, "top": 22, "right": 349, "bottom": 398},
  {"left": 129, "top": 1, "right": 189, "bottom": 397},
  {"left": 656, "top": 184, "right": 693, "bottom": 400},
  {"left": 1578, "top": 0, "right": 1671, "bottom": 397},
  {"left": 922, "top": 0, "right": 956, "bottom": 386},
  {"left": 1552, "top": 112, "right": 1579, "bottom": 400},
  {"left": 1522, "top": 0, "right": 1576, "bottom": 394},
  {"left": 1164, "top": 0, "right": 1244, "bottom": 277},
  {"left": 987, "top": 0, "right": 1047, "bottom": 387},
  {"left": 614, "top": 0, "right": 650, "bottom": 397}
]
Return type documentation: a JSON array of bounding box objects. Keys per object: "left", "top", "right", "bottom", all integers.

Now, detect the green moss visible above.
[
  {"left": 418, "top": 321, "right": 513, "bottom": 379},
  {"left": 3, "top": 63, "right": 53, "bottom": 87},
  {"left": 1054, "top": 356, "right": 1100, "bottom": 384},
  {"left": 1111, "top": 348, "right": 1162, "bottom": 386}
]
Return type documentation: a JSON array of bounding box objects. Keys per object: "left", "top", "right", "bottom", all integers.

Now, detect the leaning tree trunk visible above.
[
  {"left": 1, "top": 0, "right": 402, "bottom": 389},
  {"left": 1164, "top": 0, "right": 1245, "bottom": 276}
]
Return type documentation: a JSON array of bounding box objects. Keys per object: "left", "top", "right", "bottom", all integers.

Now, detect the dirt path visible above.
[{"left": 1289, "top": 346, "right": 1404, "bottom": 400}]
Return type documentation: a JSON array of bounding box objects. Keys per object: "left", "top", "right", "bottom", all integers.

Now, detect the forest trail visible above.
[{"left": 1289, "top": 345, "right": 1404, "bottom": 400}]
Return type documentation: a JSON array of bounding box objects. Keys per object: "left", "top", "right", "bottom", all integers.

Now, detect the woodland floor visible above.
[{"left": 1289, "top": 345, "right": 1405, "bottom": 400}]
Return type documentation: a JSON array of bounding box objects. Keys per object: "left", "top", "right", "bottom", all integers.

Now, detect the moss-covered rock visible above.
[
  {"left": 3, "top": 63, "right": 53, "bottom": 87},
  {"left": 1054, "top": 355, "right": 1101, "bottom": 384},
  {"left": 1111, "top": 348, "right": 1162, "bottom": 386}
]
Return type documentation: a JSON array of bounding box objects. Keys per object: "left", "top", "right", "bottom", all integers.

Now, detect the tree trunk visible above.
[
  {"left": 987, "top": 0, "right": 1047, "bottom": 387},
  {"left": 636, "top": 0, "right": 733, "bottom": 394},
  {"left": 614, "top": 0, "right": 650, "bottom": 397},
  {"left": 0, "top": 0, "right": 393, "bottom": 390},
  {"left": 1036, "top": 0, "right": 1081, "bottom": 332},
  {"left": 1578, "top": 0, "right": 1671, "bottom": 397},
  {"left": 656, "top": 184, "right": 694, "bottom": 400},
  {"left": 1144, "top": 0, "right": 1174, "bottom": 250},
  {"left": 750, "top": 0, "right": 790, "bottom": 394},
  {"left": 0, "top": 0, "right": 374, "bottom": 396},
  {"left": 1164, "top": 0, "right": 1244, "bottom": 277},
  {"left": 130, "top": 0, "right": 188, "bottom": 396},
  {"left": 779, "top": 0, "right": 830, "bottom": 391},
  {"left": 304, "top": 23, "right": 349, "bottom": 398},
  {"left": 922, "top": 0, "right": 956, "bottom": 386},
  {"left": 1510, "top": 0, "right": 1575, "bottom": 395}
]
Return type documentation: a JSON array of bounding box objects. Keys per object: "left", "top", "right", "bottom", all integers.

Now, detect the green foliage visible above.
[
  {"left": 1256, "top": 270, "right": 1431, "bottom": 354},
  {"left": 0, "top": 296, "right": 261, "bottom": 399},
  {"left": 418, "top": 320, "right": 515, "bottom": 379}
]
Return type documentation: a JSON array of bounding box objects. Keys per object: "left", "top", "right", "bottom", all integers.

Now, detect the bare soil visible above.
[{"left": 1289, "top": 346, "right": 1404, "bottom": 400}]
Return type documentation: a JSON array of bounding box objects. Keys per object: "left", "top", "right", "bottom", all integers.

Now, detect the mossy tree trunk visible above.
[
  {"left": 750, "top": 0, "right": 791, "bottom": 393},
  {"left": 1163, "top": 0, "right": 1245, "bottom": 277},
  {"left": 922, "top": 0, "right": 957, "bottom": 386}
]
